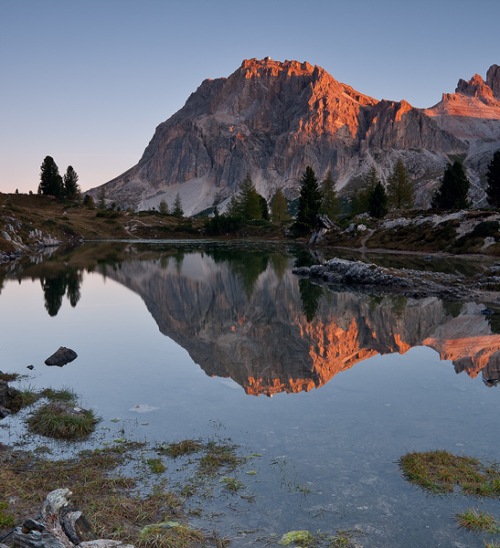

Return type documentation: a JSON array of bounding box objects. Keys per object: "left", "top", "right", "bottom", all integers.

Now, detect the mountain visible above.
[
  {"left": 103, "top": 251, "right": 500, "bottom": 396},
  {"left": 88, "top": 59, "right": 500, "bottom": 215}
]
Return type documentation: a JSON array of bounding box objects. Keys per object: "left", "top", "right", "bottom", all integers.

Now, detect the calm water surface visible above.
[{"left": 1, "top": 241, "right": 499, "bottom": 548}]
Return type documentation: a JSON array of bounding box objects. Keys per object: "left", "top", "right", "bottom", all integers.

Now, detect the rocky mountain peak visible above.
[
  {"left": 486, "top": 64, "right": 500, "bottom": 99},
  {"left": 89, "top": 59, "right": 500, "bottom": 214},
  {"left": 456, "top": 73, "right": 494, "bottom": 99}
]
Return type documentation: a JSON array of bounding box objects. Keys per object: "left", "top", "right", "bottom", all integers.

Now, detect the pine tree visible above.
[
  {"left": 38, "top": 156, "right": 63, "bottom": 198},
  {"left": 172, "top": 193, "right": 184, "bottom": 217},
  {"left": 432, "top": 161, "right": 470, "bottom": 210},
  {"left": 83, "top": 194, "right": 96, "bottom": 209},
  {"left": 295, "top": 166, "right": 322, "bottom": 230},
  {"left": 350, "top": 167, "right": 380, "bottom": 216},
  {"left": 387, "top": 159, "right": 414, "bottom": 209},
  {"left": 486, "top": 150, "right": 500, "bottom": 207},
  {"left": 159, "top": 199, "right": 169, "bottom": 215},
  {"left": 63, "top": 166, "right": 80, "bottom": 200},
  {"left": 368, "top": 181, "right": 388, "bottom": 218},
  {"left": 239, "top": 174, "right": 262, "bottom": 220},
  {"left": 270, "top": 188, "right": 290, "bottom": 222},
  {"left": 226, "top": 195, "right": 242, "bottom": 217},
  {"left": 320, "top": 170, "right": 341, "bottom": 219}
]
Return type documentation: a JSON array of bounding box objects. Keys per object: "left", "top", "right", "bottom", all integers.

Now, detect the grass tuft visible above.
[
  {"left": 398, "top": 450, "right": 500, "bottom": 497},
  {"left": 221, "top": 477, "right": 243, "bottom": 493},
  {"left": 0, "top": 372, "right": 20, "bottom": 382},
  {"left": 27, "top": 402, "right": 99, "bottom": 439},
  {"left": 455, "top": 507, "right": 499, "bottom": 533},
  {"left": 198, "top": 441, "right": 239, "bottom": 474},
  {"left": 157, "top": 440, "right": 202, "bottom": 458},
  {"left": 146, "top": 458, "right": 167, "bottom": 474},
  {"left": 41, "top": 387, "right": 78, "bottom": 404},
  {"left": 137, "top": 523, "right": 204, "bottom": 548},
  {"left": 10, "top": 386, "right": 40, "bottom": 412}
]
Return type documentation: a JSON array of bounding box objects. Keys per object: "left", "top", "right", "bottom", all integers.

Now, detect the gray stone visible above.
[{"left": 45, "top": 348, "right": 78, "bottom": 367}]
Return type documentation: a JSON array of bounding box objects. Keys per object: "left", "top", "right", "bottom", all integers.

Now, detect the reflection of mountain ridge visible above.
[{"left": 105, "top": 254, "right": 500, "bottom": 395}]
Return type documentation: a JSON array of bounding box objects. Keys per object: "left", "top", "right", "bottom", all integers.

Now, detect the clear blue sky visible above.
[{"left": 1, "top": 0, "right": 498, "bottom": 194}]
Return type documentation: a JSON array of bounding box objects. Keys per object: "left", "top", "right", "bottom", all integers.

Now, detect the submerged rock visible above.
[{"left": 45, "top": 348, "right": 78, "bottom": 367}]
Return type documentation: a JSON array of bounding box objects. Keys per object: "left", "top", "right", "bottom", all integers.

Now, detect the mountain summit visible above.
[{"left": 90, "top": 59, "right": 500, "bottom": 214}]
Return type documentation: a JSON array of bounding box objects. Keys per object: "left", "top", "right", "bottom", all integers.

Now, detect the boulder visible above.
[{"left": 44, "top": 348, "right": 78, "bottom": 367}]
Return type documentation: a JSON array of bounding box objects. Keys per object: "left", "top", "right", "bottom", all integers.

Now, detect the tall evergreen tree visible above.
[
  {"left": 387, "top": 159, "right": 414, "bottom": 209},
  {"left": 431, "top": 161, "right": 470, "bottom": 210},
  {"left": 270, "top": 188, "right": 290, "bottom": 222},
  {"left": 486, "top": 150, "right": 500, "bottom": 207},
  {"left": 38, "top": 156, "right": 63, "bottom": 198},
  {"left": 172, "top": 193, "right": 184, "bottom": 217},
  {"left": 63, "top": 166, "right": 80, "bottom": 200},
  {"left": 320, "top": 170, "right": 341, "bottom": 219},
  {"left": 239, "top": 174, "right": 262, "bottom": 220},
  {"left": 368, "top": 181, "right": 389, "bottom": 218},
  {"left": 295, "top": 166, "right": 322, "bottom": 230},
  {"left": 350, "top": 167, "right": 380, "bottom": 216}
]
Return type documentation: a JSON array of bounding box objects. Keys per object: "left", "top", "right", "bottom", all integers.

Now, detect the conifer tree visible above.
[
  {"left": 38, "top": 156, "right": 63, "bottom": 198},
  {"left": 63, "top": 166, "right": 80, "bottom": 200},
  {"left": 295, "top": 166, "right": 322, "bottom": 230},
  {"left": 239, "top": 174, "right": 262, "bottom": 220},
  {"left": 159, "top": 199, "right": 169, "bottom": 215},
  {"left": 431, "top": 161, "right": 470, "bottom": 210},
  {"left": 368, "top": 181, "right": 389, "bottom": 218},
  {"left": 270, "top": 188, "right": 290, "bottom": 222},
  {"left": 172, "top": 193, "right": 184, "bottom": 217},
  {"left": 350, "top": 167, "right": 380, "bottom": 216},
  {"left": 486, "top": 150, "right": 500, "bottom": 207},
  {"left": 320, "top": 170, "right": 341, "bottom": 219},
  {"left": 387, "top": 159, "right": 414, "bottom": 209}
]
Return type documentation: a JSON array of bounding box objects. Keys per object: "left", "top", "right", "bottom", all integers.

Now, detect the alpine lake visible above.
[{"left": 1, "top": 240, "right": 500, "bottom": 548}]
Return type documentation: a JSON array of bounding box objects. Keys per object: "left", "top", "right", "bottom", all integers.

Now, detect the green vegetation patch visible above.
[
  {"left": 455, "top": 507, "right": 499, "bottom": 534},
  {"left": 398, "top": 450, "right": 500, "bottom": 497},
  {"left": 157, "top": 439, "right": 203, "bottom": 458},
  {"left": 27, "top": 402, "right": 100, "bottom": 440}
]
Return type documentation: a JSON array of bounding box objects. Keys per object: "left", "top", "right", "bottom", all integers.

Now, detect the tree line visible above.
[
  {"left": 38, "top": 156, "right": 81, "bottom": 200},
  {"left": 33, "top": 149, "right": 500, "bottom": 229}
]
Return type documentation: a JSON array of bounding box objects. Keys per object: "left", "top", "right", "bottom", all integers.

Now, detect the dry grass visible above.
[{"left": 0, "top": 442, "right": 208, "bottom": 547}]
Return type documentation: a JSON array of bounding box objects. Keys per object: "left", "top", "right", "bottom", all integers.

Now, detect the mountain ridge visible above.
[{"left": 88, "top": 59, "right": 500, "bottom": 215}]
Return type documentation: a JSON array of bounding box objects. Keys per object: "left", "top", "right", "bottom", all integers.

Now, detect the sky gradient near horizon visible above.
[{"left": 1, "top": 0, "right": 499, "bottom": 195}]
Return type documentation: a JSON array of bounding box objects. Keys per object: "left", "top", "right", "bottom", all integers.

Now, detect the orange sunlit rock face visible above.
[{"left": 105, "top": 253, "right": 500, "bottom": 396}]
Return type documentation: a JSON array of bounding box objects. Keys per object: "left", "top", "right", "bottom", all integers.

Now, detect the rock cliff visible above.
[
  {"left": 88, "top": 59, "right": 500, "bottom": 215},
  {"left": 104, "top": 251, "right": 500, "bottom": 396}
]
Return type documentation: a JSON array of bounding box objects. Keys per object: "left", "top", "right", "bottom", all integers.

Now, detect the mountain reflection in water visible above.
[
  {"left": 6, "top": 243, "right": 500, "bottom": 395},
  {"left": 92, "top": 247, "right": 500, "bottom": 395}
]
